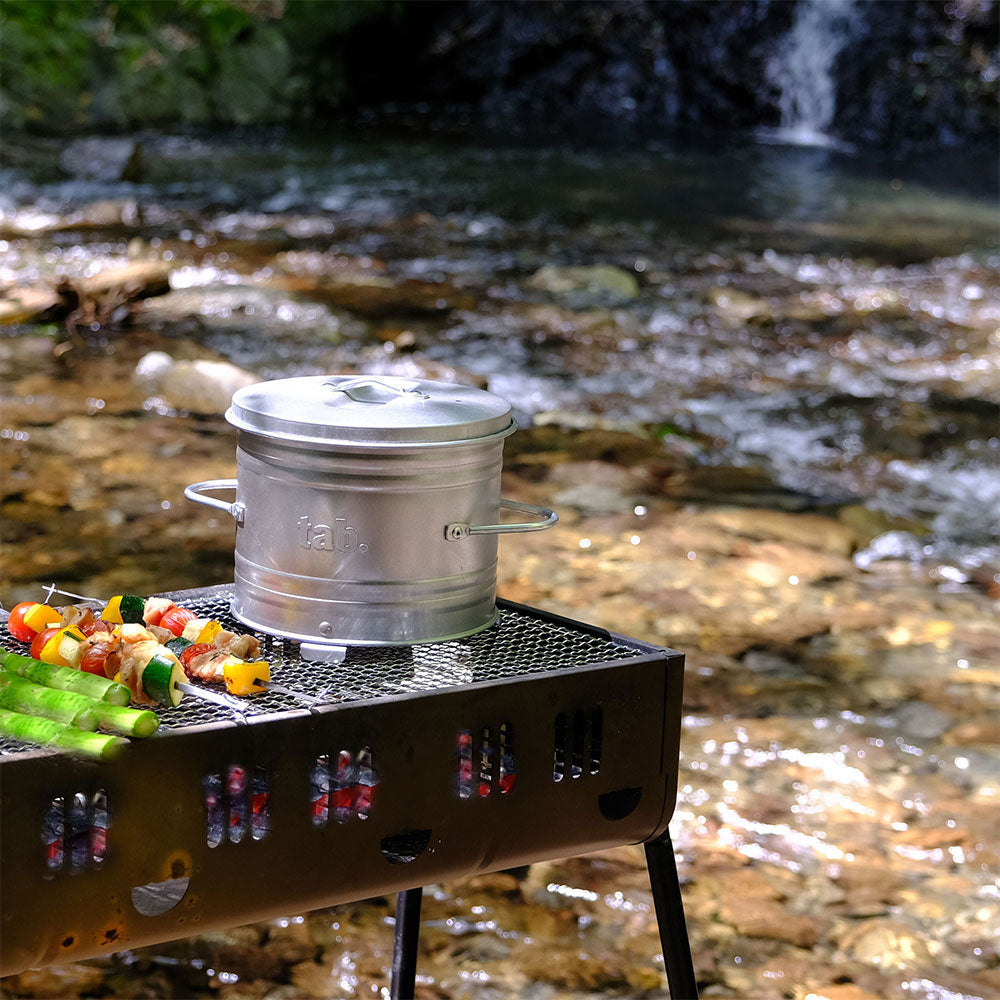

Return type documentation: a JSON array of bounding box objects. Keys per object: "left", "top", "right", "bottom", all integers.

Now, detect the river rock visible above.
[
  {"left": 893, "top": 700, "right": 954, "bottom": 740},
  {"left": 134, "top": 352, "right": 261, "bottom": 415},
  {"left": 3, "top": 963, "right": 106, "bottom": 998},
  {"left": 58, "top": 137, "right": 144, "bottom": 181},
  {"left": 526, "top": 264, "right": 639, "bottom": 303},
  {"left": 838, "top": 918, "right": 932, "bottom": 968},
  {"left": 717, "top": 897, "right": 820, "bottom": 948}
]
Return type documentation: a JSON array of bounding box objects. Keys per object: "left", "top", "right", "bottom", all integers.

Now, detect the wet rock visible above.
[
  {"left": 838, "top": 918, "right": 933, "bottom": 969},
  {"left": 701, "top": 508, "right": 856, "bottom": 557},
  {"left": 706, "top": 285, "right": 772, "bottom": 324},
  {"left": 718, "top": 897, "right": 820, "bottom": 948},
  {"left": 0, "top": 286, "right": 65, "bottom": 325},
  {"left": 803, "top": 986, "right": 881, "bottom": 1000},
  {"left": 134, "top": 352, "right": 261, "bottom": 415},
  {"left": 58, "top": 137, "right": 144, "bottom": 182},
  {"left": 526, "top": 264, "right": 639, "bottom": 303},
  {"left": 2, "top": 963, "right": 106, "bottom": 998},
  {"left": 893, "top": 700, "right": 954, "bottom": 740}
]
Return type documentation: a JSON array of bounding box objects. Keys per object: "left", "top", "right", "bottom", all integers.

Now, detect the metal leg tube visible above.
[
  {"left": 645, "top": 830, "right": 699, "bottom": 1000},
  {"left": 390, "top": 887, "right": 423, "bottom": 1000}
]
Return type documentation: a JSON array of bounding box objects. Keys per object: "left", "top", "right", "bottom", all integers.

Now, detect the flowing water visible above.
[{"left": 0, "top": 131, "right": 998, "bottom": 999}]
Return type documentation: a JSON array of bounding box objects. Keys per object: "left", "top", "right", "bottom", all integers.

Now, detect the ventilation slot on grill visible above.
[
  {"left": 227, "top": 766, "right": 249, "bottom": 844},
  {"left": 42, "top": 790, "right": 111, "bottom": 873},
  {"left": 204, "top": 766, "right": 267, "bottom": 847},
  {"left": 203, "top": 773, "right": 224, "bottom": 848},
  {"left": 311, "top": 755, "right": 330, "bottom": 828},
  {"left": 553, "top": 707, "right": 603, "bottom": 782},
  {"left": 333, "top": 749, "right": 356, "bottom": 822},
  {"left": 310, "top": 748, "right": 380, "bottom": 824},
  {"left": 457, "top": 729, "right": 473, "bottom": 799},
  {"left": 251, "top": 765, "right": 271, "bottom": 841},
  {"left": 355, "top": 746, "right": 378, "bottom": 820},
  {"left": 479, "top": 727, "right": 493, "bottom": 798},
  {"left": 456, "top": 722, "right": 515, "bottom": 799},
  {"left": 43, "top": 796, "right": 64, "bottom": 871},
  {"left": 499, "top": 722, "right": 516, "bottom": 794}
]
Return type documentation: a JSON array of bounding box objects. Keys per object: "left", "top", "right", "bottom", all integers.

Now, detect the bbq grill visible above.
[{"left": 0, "top": 584, "right": 698, "bottom": 998}]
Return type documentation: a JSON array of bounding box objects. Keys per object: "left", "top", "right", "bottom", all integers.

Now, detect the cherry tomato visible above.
[
  {"left": 30, "top": 626, "right": 61, "bottom": 661},
  {"left": 7, "top": 602, "right": 38, "bottom": 642},
  {"left": 80, "top": 643, "right": 111, "bottom": 677},
  {"left": 179, "top": 642, "right": 214, "bottom": 672},
  {"left": 159, "top": 606, "right": 196, "bottom": 637}
]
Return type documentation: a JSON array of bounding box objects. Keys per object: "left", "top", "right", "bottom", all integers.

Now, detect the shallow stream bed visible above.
[{"left": 1, "top": 131, "right": 997, "bottom": 999}]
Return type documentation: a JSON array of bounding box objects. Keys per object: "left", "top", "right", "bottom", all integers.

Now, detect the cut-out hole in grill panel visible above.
[
  {"left": 90, "top": 790, "right": 109, "bottom": 865},
  {"left": 203, "top": 773, "right": 224, "bottom": 848},
  {"left": 380, "top": 829, "right": 431, "bottom": 865},
  {"left": 599, "top": 786, "right": 642, "bottom": 821},
  {"left": 311, "top": 755, "right": 330, "bottom": 827},
  {"left": 457, "top": 730, "right": 473, "bottom": 798},
  {"left": 42, "top": 791, "right": 111, "bottom": 873},
  {"left": 554, "top": 706, "right": 603, "bottom": 783},
  {"left": 334, "top": 749, "right": 357, "bottom": 822},
  {"left": 553, "top": 713, "right": 567, "bottom": 782},
  {"left": 479, "top": 727, "right": 493, "bottom": 798},
  {"left": 355, "top": 746, "right": 378, "bottom": 820},
  {"left": 251, "top": 766, "right": 270, "bottom": 841},
  {"left": 499, "top": 722, "right": 516, "bottom": 794},
  {"left": 43, "top": 796, "right": 64, "bottom": 871}
]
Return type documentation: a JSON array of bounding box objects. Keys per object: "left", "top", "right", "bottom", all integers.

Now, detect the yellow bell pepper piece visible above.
[
  {"left": 40, "top": 626, "right": 86, "bottom": 668},
  {"left": 22, "top": 603, "right": 61, "bottom": 633},
  {"left": 223, "top": 657, "right": 269, "bottom": 697},
  {"left": 101, "top": 595, "right": 124, "bottom": 623}
]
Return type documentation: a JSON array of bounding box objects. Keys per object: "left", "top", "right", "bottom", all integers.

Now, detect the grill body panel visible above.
[{"left": 0, "top": 587, "right": 683, "bottom": 975}]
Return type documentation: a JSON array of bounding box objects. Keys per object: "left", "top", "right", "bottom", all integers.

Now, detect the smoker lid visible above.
[{"left": 226, "top": 374, "right": 515, "bottom": 447}]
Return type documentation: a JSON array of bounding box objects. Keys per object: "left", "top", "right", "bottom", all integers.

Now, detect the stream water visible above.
[{"left": 1, "top": 131, "right": 998, "bottom": 999}]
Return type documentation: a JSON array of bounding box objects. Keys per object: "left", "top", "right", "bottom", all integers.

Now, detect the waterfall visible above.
[{"left": 765, "top": 0, "right": 858, "bottom": 147}]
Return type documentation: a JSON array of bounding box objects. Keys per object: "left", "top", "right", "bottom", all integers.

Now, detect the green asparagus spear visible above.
[
  {"left": 0, "top": 651, "right": 131, "bottom": 706},
  {"left": 90, "top": 702, "right": 159, "bottom": 738},
  {"left": 0, "top": 675, "right": 98, "bottom": 730},
  {"left": 0, "top": 708, "right": 126, "bottom": 760}
]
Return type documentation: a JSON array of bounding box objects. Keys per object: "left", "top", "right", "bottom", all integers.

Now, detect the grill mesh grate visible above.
[{"left": 1, "top": 587, "right": 648, "bottom": 755}]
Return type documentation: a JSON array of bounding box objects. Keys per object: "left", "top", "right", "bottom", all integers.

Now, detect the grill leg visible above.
[
  {"left": 645, "top": 830, "right": 699, "bottom": 1000},
  {"left": 390, "top": 887, "right": 423, "bottom": 1000}
]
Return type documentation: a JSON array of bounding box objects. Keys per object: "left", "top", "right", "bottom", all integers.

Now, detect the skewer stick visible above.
[{"left": 175, "top": 681, "right": 250, "bottom": 720}]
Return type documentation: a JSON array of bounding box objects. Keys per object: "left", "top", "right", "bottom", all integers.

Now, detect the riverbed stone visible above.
[
  {"left": 717, "top": 897, "right": 820, "bottom": 948},
  {"left": 526, "top": 264, "right": 639, "bottom": 302}
]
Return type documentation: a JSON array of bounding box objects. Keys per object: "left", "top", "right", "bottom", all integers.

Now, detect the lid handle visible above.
[{"left": 324, "top": 377, "right": 429, "bottom": 404}]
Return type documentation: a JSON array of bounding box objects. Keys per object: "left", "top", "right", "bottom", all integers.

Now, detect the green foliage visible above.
[{"left": 0, "top": 0, "right": 393, "bottom": 132}]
